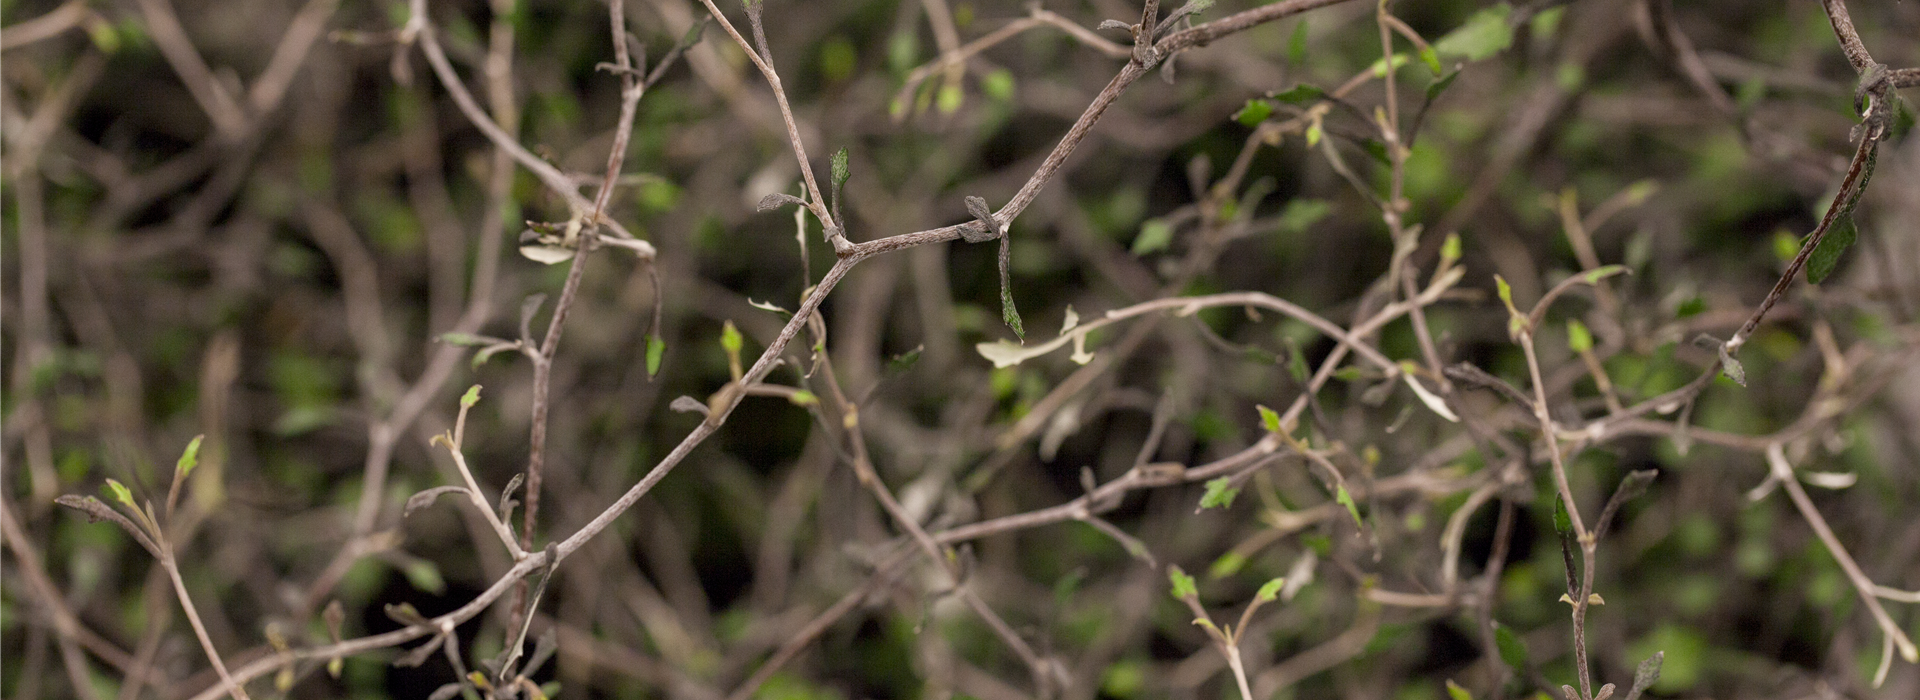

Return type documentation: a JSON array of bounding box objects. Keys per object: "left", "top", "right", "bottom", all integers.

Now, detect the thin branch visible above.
[{"left": 1765, "top": 444, "right": 1918, "bottom": 668}]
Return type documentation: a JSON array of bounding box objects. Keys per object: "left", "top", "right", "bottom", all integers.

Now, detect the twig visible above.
[
  {"left": 1765, "top": 444, "right": 1918, "bottom": 677},
  {"left": 694, "top": 0, "right": 843, "bottom": 250}
]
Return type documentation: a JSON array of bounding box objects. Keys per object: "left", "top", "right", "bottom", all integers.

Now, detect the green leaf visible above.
[
  {"left": 1284, "top": 339, "right": 1311, "bottom": 384},
  {"left": 999, "top": 284, "right": 1025, "bottom": 340},
  {"left": 1168, "top": 566, "right": 1198, "bottom": 600},
  {"left": 1208, "top": 551, "right": 1247, "bottom": 579},
  {"left": 720, "top": 320, "right": 743, "bottom": 356},
  {"left": 88, "top": 21, "right": 121, "bottom": 53},
  {"left": 1440, "top": 232, "right": 1462, "bottom": 265},
  {"left": 174, "top": 435, "right": 204, "bottom": 481},
  {"left": 1496, "top": 275, "right": 1526, "bottom": 339},
  {"left": 1200, "top": 477, "right": 1240, "bottom": 510},
  {"left": 936, "top": 82, "right": 963, "bottom": 114},
  {"left": 646, "top": 335, "right": 666, "bottom": 378},
  {"left": 830, "top": 147, "right": 851, "bottom": 189},
  {"left": 1286, "top": 20, "right": 1309, "bottom": 65},
  {"left": 1255, "top": 577, "right": 1285, "bottom": 603},
  {"left": 999, "top": 235, "right": 1024, "bottom": 340},
  {"left": 1270, "top": 83, "right": 1327, "bottom": 106},
  {"left": 1367, "top": 52, "right": 1411, "bottom": 78},
  {"left": 439, "top": 332, "right": 486, "bottom": 346},
  {"left": 1305, "top": 121, "right": 1323, "bottom": 147},
  {"left": 1772, "top": 229, "right": 1802, "bottom": 264},
  {"left": 1624, "top": 651, "right": 1663, "bottom": 700},
  {"left": 403, "top": 559, "right": 445, "bottom": 595},
  {"left": 981, "top": 69, "right": 1015, "bottom": 101},
  {"left": 1233, "top": 98, "right": 1274, "bottom": 126},
  {"left": 1335, "top": 485, "right": 1362, "bottom": 528},
  {"left": 1432, "top": 4, "right": 1514, "bottom": 62},
  {"left": 1131, "top": 219, "right": 1174, "bottom": 255},
  {"left": 787, "top": 390, "right": 818, "bottom": 406},
  {"left": 1552, "top": 495, "right": 1572, "bottom": 539},
  {"left": 104, "top": 478, "right": 137, "bottom": 511},
  {"left": 1277, "top": 199, "right": 1332, "bottom": 233},
  {"left": 1806, "top": 217, "right": 1856, "bottom": 284},
  {"left": 1256, "top": 405, "right": 1282, "bottom": 434},
  {"left": 1446, "top": 679, "right": 1474, "bottom": 700},
  {"left": 1493, "top": 621, "right": 1530, "bottom": 670},
  {"left": 1581, "top": 264, "right": 1630, "bottom": 285},
  {"left": 1717, "top": 344, "right": 1746, "bottom": 387},
  {"left": 460, "top": 385, "right": 482, "bottom": 409},
  {"left": 1418, "top": 46, "right": 1443, "bottom": 75},
  {"left": 1566, "top": 319, "right": 1593, "bottom": 353},
  {"left": 885, "top": 346, "right": 923, "bottom": 375}
]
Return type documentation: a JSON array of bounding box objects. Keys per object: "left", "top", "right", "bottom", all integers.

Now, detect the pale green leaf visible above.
[
  {"left": 1200, "top": 477, "right": 1240, "bottom": 510},
  {"left": 1432, "top": 4, "right": 1514, "bottom": 62}
]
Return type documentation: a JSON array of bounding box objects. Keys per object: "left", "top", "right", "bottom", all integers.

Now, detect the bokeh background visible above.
[{"left": 4, "top": 1, "right": 1919, "bottom": 699}]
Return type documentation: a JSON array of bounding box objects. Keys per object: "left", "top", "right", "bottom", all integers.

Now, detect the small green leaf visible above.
[
  {"left": 88, "top": 22, "right": 121, "bottom": 53},
  {"left": 1496, "top": 275, "right": 1526, "bottom": 339},
  {"left": 1624, "top": 651, "right": 1663, "bottom": 700},
  {"left": 104, "top": 478, "right": 137, "bottom": 510},
  {"left": 1286, "top": 20, "right": 1309, "bottom": 65},
  {"left": 1284, "top": 339, "right": 1311, "bottom": 384},
  {"left": 1277, "top": 199, "right": 1332, "bottom": 233},
  {"left": 1234, "top": 98, "right": 1273, "bottom": 126},
  {"left": 1446, "top": 679, "right": 1474, "bottom": 700},
  {"left": 885, "top": 346, "right": 923, "bottom": 375},
  {"left": 1675, "top": 296, "right": 1705, "bottom": 319},
  {"left": 403, "top": 559, "right": 445, "bottom": 595},
  {"left": 1418, "top": 46, "right": 1443, "bottom": 75},
  {"left": 1552, "top": 496, "right": 1572, "bottom": 539},
  {"left": 1168, "top": 566, "right": 1198, "bottom": 600},
  {"left": 981, "top": 69, "right": 1015, "bottom": 101},
  {"left": 999, "top": 284, "right": 1025, "bottom": 340},
  {"left": 1493, "top": 621, "right": 1530, "bottom": 671},
  {"left": 830, "top": 147, "right": 851, "bottom": 189},
  {"left": 1131, "top": 219, "right": 1174, "bottom": 255},
  {"left": 1440, "top": 233, "right": 1462, "bottom": 265},
  {"left": 1335, "top": 485, "right": 1362, "bottom": 527},
  {"left": 1200, "top": 477, "right": 1240, "bottom": 510},
  {"left": 439, "top": 332, "right": 486, "bottom": 346},
  {"left": 460, "top": 385, "right": 482, "bottom": 409},
  {"left": 1432, "top": 4, "right": 1514, "bottom": 62},
  {"left": 1717, "top": 345, "right": 1746, "bottom": 387},
  {"left": 646, "top": 335, "right": 666, "bottom": 378},
  {"left": 720, "top": 320, "right": 743, "bottom": 356},
  {"left": 787, "top": 390, "right": 818, "bottom": 406},
  {"left": 1270, "top": 83, "right": 1327, "bottom": 106},
  {"left": 1257, "top": 405, "right": 1282, "bottom": 434},
  {"left": 936, "top": 82, "right": 963, "bottom": 114},
  {"left": 1772, "top": 229, "right": 1801, "bottom": 263},
  {"left": 1255, "top": 577, "right": 1286, "bottom": 603},
  {"left": 1367, "top": 52, "right": 1411, "bottom": 78},
  {"left": 1581, "top": 264, "right": 1630, "bottom": 285},
  {"left": 1360, "top": 139, "right": 1391, "bottom": 165},
  {"left": 1305, "top": 121, "right": 1323, "bottom": 147},
  {"left": 1806, "top": 217, "right": 1856, "bottom": 284},
  {"left": 174, "top": 435, "right": 204, "bottom": 481},
  {"left": 1208, "top": 551, "right": 1247, "bottom": 579},
  {"left": 1566, "top": 319, "right": 1593, "bottom": 353}
]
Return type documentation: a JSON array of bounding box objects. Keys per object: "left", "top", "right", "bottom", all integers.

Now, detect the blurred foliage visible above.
[{"left": 4, "top": 1, "right": 1920, "bottom": 699}]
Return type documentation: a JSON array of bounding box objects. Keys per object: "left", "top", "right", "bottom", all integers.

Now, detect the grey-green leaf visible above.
[{"left": 1806, "top": 216, "right": 1855, "bottom": 284}]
